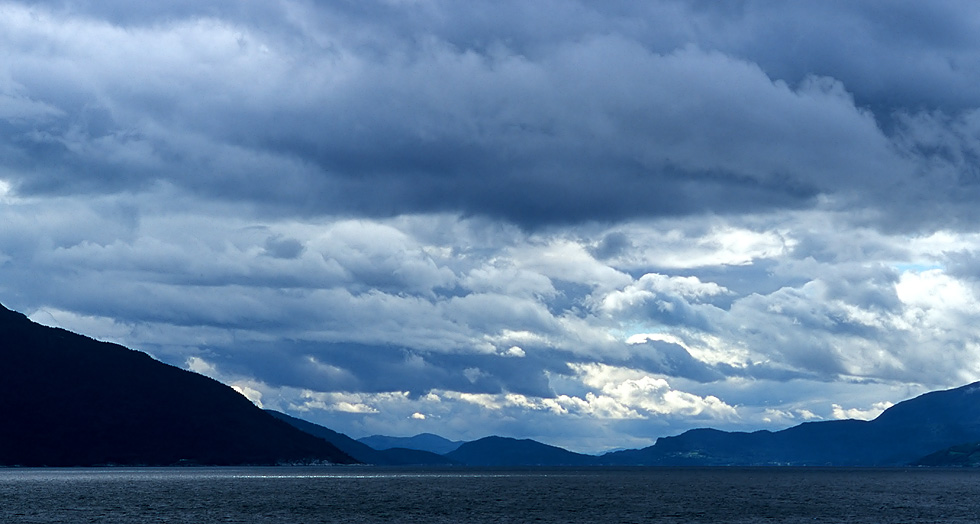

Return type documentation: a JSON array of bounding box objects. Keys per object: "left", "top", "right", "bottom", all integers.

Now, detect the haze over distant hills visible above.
[{"left": 0, "top": 303, "right": 356, "bottom": 466}]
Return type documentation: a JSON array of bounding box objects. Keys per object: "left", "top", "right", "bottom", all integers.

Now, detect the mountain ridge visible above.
[
  {"left": 0, "top": 303, "right": 357, "bottom": 466},
  {"left": 445, "top": 436, "right": 598, "bottom": 466}
]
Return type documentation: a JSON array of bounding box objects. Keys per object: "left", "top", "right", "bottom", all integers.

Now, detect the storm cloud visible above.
[{"left": 6, "top": 0, "right": 979, "bottom": 228}]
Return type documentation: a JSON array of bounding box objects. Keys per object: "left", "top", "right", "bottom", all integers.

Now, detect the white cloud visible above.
[
  {"left": 231, "top": 383, "right": 265, "bottom": 408},
  {"left": 186, "top": 356, "right": 218, "bottom": 377},
  {"left": 290, "top": 390, "right": 412, "bottom": 415},
  {"left": 601, "top": 223, "right": 794, "bottom": 269},
  {"left": 310, "top": 221, "right": 457, "bottom": 293},
  {"left": 761, "top": 408, "right": 822, "bottom": 424},
  {"left": 509, "top": 239, "right": 632, "bottom": 291},
  {"left": 896, "top": 269, "right": 975, "bottom": 313},
  {"left": 502, "top": 346, "right": 526, "bottom": 358},
  {"left": 460, "top": 261, "right": 556, "bottom": 299},
  {"left": 28, "top": 307, "right": 134, "bottom": 346},
  {"left": 599, "top": 273, "right": 729, "bottom": 314},
  {"left": 831, "top": 402, "right": 894, "bottom": 421},
  {"left": 442, "top": 389, "right": 641, "bottom": 420},
  {"left": 569, "top": 363, "right": 738, "bottom": 419}
]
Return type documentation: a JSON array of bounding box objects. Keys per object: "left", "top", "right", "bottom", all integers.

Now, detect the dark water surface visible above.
[{"left": 2, "top": 466, "right": 979, "bottom": 523}]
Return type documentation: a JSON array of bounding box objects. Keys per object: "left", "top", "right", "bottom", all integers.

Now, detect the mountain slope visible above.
[
  {"left": 912, "top": 441, "right": 980, "bottom": 467},
  {"left": 358, "top": 433, "right": 464, "bottom": 455},
  {"left": 601, "top": 382, "right": 980, "bottom": 466},
  {"left": 445, "top": 436, "right": 598, "bottom": 466},
  {"left": 267, "top": 410, "right": 454, "bottom": 465},
  {"left": 0, "top": 303, "right": 357, "bottom": 466}
]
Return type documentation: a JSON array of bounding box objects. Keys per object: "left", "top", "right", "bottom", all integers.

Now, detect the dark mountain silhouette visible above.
[
  {"left": 0, "top": 303, "right": 357, "bottom": 466},
  {"left": 358, "top": 433, "right": 464, "bottom": 455},
  {"left": 445, "top": 436, "right": 598, "bottom": 466},
  {"left": 267, "top": 410, "right": 454, "bottom": 465},
  {"left": 912, "top": 441, "right": 980, "bottom": 467},
  {"left": 600, "top": 381, "right": 980, "bottom": 466}
]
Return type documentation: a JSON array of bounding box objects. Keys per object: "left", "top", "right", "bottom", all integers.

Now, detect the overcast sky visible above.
[{"left": 4, "top": 0, "right": 980, "bottom": 453}]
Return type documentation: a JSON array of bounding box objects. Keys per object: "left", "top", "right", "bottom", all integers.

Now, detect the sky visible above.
[{"left": 3, "top": 0, "right": 980, "bottom": 453}]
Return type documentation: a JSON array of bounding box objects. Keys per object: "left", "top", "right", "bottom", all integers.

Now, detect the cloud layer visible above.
[
  {"left": 6, "top": 0, "right": 980, "bottom": 228},
  {"left": 3, "top": 0, "right": 980, "bottom": 451}
]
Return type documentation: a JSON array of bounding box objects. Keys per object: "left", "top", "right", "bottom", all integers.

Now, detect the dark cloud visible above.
[
  {"left": 627, "top": 339, "right": 725, "bottom": 383},
  {"left": 263, "top": 235, "right": 304, "bottom": 260},
  {"left": 590, "top": 232, "right": 633, "bottom": 260},
  {"left": 8, "top": 0, "right": 975, "bottom": 229}
]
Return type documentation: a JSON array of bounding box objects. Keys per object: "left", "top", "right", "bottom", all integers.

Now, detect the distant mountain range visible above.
[
  {"left": 0, "top": 303, "right": 356, "bottom": 466},
  {"left": 6, "top": 300, "right": 980, "bottom": 468},
  {"left": 358, "top": 433, "right": 464, "bottom": 455},
  {"left": 596, "top": 381, "right": 980, "bottom": 466},
  {"left": 342, "top": 383, "right": 980, "bottom": 467},
  {"left": 267, "top": 410, "right": 453, "bottom": 466}
]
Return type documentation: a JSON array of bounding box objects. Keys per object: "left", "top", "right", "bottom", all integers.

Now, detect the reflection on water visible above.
[{"left": 2, "top": 466, "right": 979, "bottom": 523}]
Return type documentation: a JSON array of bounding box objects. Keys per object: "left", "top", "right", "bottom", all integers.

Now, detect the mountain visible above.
[
  {"left": 267, "top": 410, "right": 454, "bottom": 465},
  {"left": 445, "top": 436, "right": 598, "bottom": 466},
  {"left": 600, "top": 382, "right": 980, "bottom": 466},
  {"left": 358, "top": 433, "right": 464, "bottom": 455},
  {"left": 912, "top": 441, "right": 980, "bottom": 467},
  {"left": 0, "top": 303, "right": 357, "bottom": 466}
]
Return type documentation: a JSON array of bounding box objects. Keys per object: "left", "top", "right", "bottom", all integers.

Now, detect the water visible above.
[{"left": 2, "top": 466, "right": 979, "bottom": 523}]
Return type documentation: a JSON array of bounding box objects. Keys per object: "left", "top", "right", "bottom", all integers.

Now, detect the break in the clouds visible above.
[{"left": 3, "top": 0, "right": 980, "bottom": 452}]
